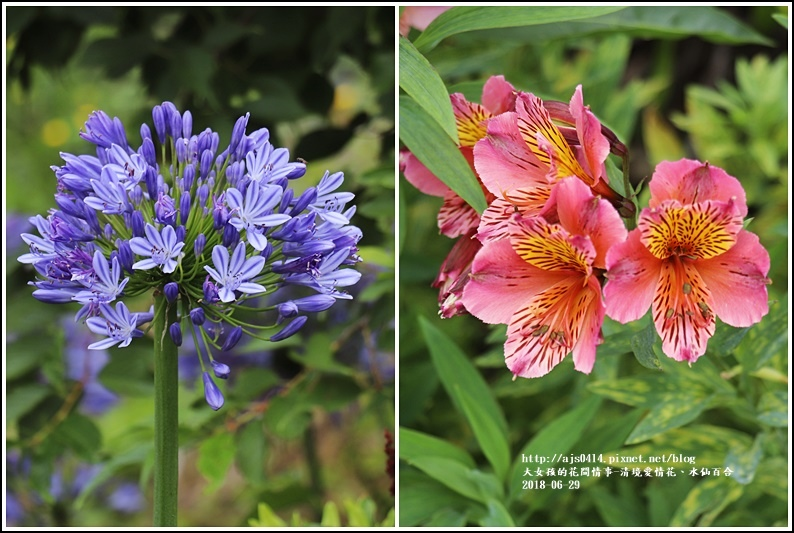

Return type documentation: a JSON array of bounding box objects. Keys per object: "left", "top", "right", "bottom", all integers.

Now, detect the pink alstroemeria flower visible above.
[
  {"left": 462, "top": 177, "right": 627, "bottom": 378},
  {"left": 474, "top": 85, "right": 630, "bottom": 243},
  {"left": 604, "top": 159, "right": 771, "bottom": 363},
  {"left": 399, "top": 6, "right": 452, "bottom": 37},
  {"left": 402, "top": 75, "right": 516, "bottom": 317}
]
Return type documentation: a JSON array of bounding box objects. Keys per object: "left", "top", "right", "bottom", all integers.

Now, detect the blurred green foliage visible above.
[
  {"left": 6, "top": 5, "right": 394, "bottom": 527},
  {"left": 399, "top": 5, "right": 788, "bottom": 527}
]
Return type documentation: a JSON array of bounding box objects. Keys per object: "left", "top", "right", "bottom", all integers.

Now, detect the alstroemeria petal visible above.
[
  {"left": 548, "top": 177, "right": 627, "bottom": 269},
  {"left": 649, "top": 159, "right": 748, "bottom": 217},
  {"left": 571, "top": 276, "right": 605, "bottom": 375},
  {"left": 505, "top": 275, "right": 594, "bottom": 378},
  {"left": 451, "top": 94, "right": 490, "bottom": 147},
  {"left": 402, "top": 152, "right": 449, "bottom": 197},
  {"left": 474, "top": 113, "right": 547, "bottom": 198},
  {"left": 510, "top": 216, "right": 594, "bottom": 275},
  {"left": 438, "top": 191, "right": 481, "bottom": 238},
  {"left": 696, "top": 230, "right": 771, "bottom": 327},
  {"left": 481, "top": 75, "right": 516, "bottom": 115},
  {"left": 569, "top": 85, "right": 609, "bottom": 183},
  {"left": 639, "top": 200, "right": 743, "bottom": 261},
  {"left": 652, "top": 258, "right": 715, "bottom": 363},
  {"left": 516, "top": 92, "right": 594, "bottom": 186},
  {"left": 463, "top": 238, "right": 567, "bottom": 325},
  {"left": 604, "top": 231, "right": 662, "bottom": 324}
]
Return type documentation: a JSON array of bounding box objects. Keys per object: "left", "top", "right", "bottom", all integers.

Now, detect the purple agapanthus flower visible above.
[
  {"left": 86, "top": 302, "right": 144, "bottom": 349},
  {"left": 130, "top": 223, "right": 185, "bottom": 273},
  {"left": 204, "top": 242, "right": 266, "bottom": 303},
  {"left": 18, "top": 101, "right": 363, "bottom": 409},
  {"left": 225, "top": 184, "right": 291, "bottom": 250}
]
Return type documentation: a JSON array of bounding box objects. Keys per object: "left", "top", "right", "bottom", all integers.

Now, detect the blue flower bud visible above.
[
  {"left": 131, "top": 211, "right": 145, "bottom": 238},
  {"left": 286, "top": 163, "right": 307, "bottom": 179},
  {"left": 197, "top": 184, "right": 209, "bottom": 210},
  {"left": 152, "top": 105, "right": 167, "bottom": 144},
  {"left": 129, "top": 185, "right": 143, "bottom": 206},
  {"left": 116, "top": 239, "right": 134, "bottom": 272},
  {"left": 135, "top": 305, "right": 155, "bottom": 326},
  {"left": 293, "top": 295, "right": 337, "bottom": 313},
  {"left": 270, "top": 316, "right": 308, "bottom": 342},
  {"left": 203, "top": 277, "right": 219, "bottom": 303},
  {"left": 202, "top": 372, "right": 224, "bottom": 411},
  {"left": 197, "top": 128, "right": 212, "bottom": 154},
  {"left": 190, "top": 307, "right": 205, "bottom": 325},
  {"left": 200, "top": 150, "right": 214, "bottom": 179},
  {"left": 222, "top": 223, "right": 239, "bottom": 248},
  {"left": 221, "top": 326, "right": 243, "bottom": 351},
  {"left": 179, "top": 193, "right": 191, "bottom": 224},
  {"left": 260, "top": 241, "right": 273, "bottom": 262},
  {"left": 104, "top": 223, "right": 114, "bottom": 240},
  {"left": 277, "top": 301, "right": 299, "bottom": 319},
  {"left": 154, "top": 193, "right": 176, "bottom": 225},
  {"left": 182, "top": 165, "right": 195, "bottom": 191},
  {"left": 140, "top": 123, "right": 152, "bottom": 142},
  {"left": 211, "top": 360, "right": 230, "bottom": 380},
  {"left": 194, "top": 233, "right": 206, "bottom": 257},
  {"left": 169, "top": 322, "right": 182, "bottom": 346},
  {"left": 170, "top": 114, "right": 183, "bottom": 144},
  {"left": 139, "top": 137, "right": 157, "bottom": 167},
  {"left": 188, "top": 137, "right": 198, "bottom": 162},
  {"left": 175, "top": 225, "right": 186, "bottom": 243},
  {"left": 164, "top": 282, "right": 179, "bottom": 303},
  {"left": 229, "top": 113, "right": 249, "bottom": 154},
  {"left": 279, "top": 188, "right": 294, "bottom": 213},
  {"left": 175, "top": 138, "right": 188, "bottom": 164},
  {"left": 227, "top": 161, "right": 244, "bottom": 187},
  {"left": 290, "top": 187, "right": 317, "bottom": 216},
  {"left": 182, "top": 110, "right": 192, "bottom": 139},
  {"left": 210, "top": 131, "right": 220, "bottom": 155}
]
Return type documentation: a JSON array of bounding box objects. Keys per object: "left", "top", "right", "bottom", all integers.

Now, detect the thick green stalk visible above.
[{"left": 153, "top": 292, "right": 179, "bottom": 526}]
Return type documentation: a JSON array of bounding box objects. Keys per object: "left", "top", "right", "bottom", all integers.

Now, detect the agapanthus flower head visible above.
[
  {"left": 18, "top": 101, "right": 363, "bottom": 409},
  {"left": 604, "top": 159, "right": 771, "bottom": 363},
  {"left": 463, "top": 177, "right": 627, "bottom": 378}
]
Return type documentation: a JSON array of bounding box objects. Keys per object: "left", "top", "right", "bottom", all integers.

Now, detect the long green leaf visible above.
[
  {"left": 400, "top": 96, "right": 487, "bottom": 213},
  {"left": 399, "top": 37, "right": 457, "bottom": 142},
  {"left": 410, "top": 456, "right": 500, "bottom": 504},
  {"left": 457, "top": 384, "right": 510, "bottom": 481},
  {"left": 465, "top": 6, "right": 773, "bottom": 46},
  {"left": 419, "top": 317, "right": 509, "bottom": 476},
  {"left": 414, "top": 6, "right": 627, "bottom": 52},
  {"left": 626, "top": 395, "right": 712, "bottom": 444},
  {"left": 399, "top": 427, "right": 476, "bottom": 469},
  {"left": 508, "top": 398, "right": 602, "bottom": 498}
]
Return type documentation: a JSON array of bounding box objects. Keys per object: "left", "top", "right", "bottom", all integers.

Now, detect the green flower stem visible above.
[{"left": 153, "top": 291, "right": 179, "bottom": 526}]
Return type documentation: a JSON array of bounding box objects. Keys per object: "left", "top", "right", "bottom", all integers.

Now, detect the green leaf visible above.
[
  {"left": 630, "top": 322, "right": 662, "bottom": 370},
  {"left": 197, "top": 432, "right": 236, "bottom": 493},
  {"left": 626, "top": 395, "right": 712, "bottom": 444},
  {"left": 6, "top": 384, "right": 51, "bottom": 423},
  {"left": 468, "top": 6, "right": 773, "bottom": 46},
  {"left": 456, "top": 385, "right": 510, "bottom": 481},
  {"left": 399, "top": 37, "right": 457, "bottom": 142},
  {"left": 772, "top": 13, "right": 787, "bottom": 29},
  {"left": 509, "top": 398, "right": 601, "bottom": 498},
  {"left": 670, "top": 476, "right": 743, "bottom": 526},
  {"left": 592, "top": 486, "right": 645, "bottom": 526},
  {"left": 400, "top": 96, "right": 487, "bottom": 213},
  {"left": 479, "top": 499, "right": 515, "bottom": 527},
  {"left": 400, "top": 467, "right": 483, "bottom": 526},
  {"left": 399, "top": 427, "right": 476, "bottom": 468},
  {"left": 755, "top": 390, "right": 787, "bottom": 427},
  {"left": 236, "top": 422, "right": 266, "bottom": 486},
  {"left": 249, "top": 502, "right": 287, "bottom": 527},
  {"left": 413, "top": 6, "right": 627, "bottom": 52},
  {"left": 419, "top": 317, "right": 509, "bottom": 479},
  {"left": 425, "top": 509, "right": 467, "bottom": 527},
  {"left": 50, "top": 411, "right": 102, "bottom": 461},
  {"left": 409, "top": 456, "right": 501, "bottom": 504},
  {"left": 725, "top": 434, "right": 763, "bottom": 485},
  {"left": 320, "top": 502, "right": 341, "bottom": 527}
]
